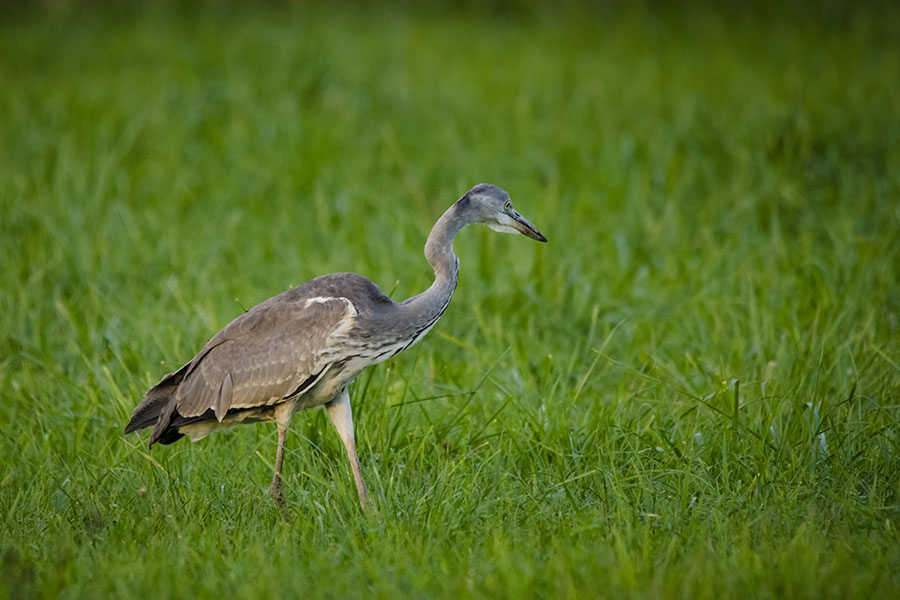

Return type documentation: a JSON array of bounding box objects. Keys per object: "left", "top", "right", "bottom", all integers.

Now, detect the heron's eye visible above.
[{"left": 504, "top": 201, "right": 511, "bottom": 211}]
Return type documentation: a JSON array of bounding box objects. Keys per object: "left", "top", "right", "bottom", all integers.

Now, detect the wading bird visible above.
[{"left": 125, "top": 184, "right": 547, "bottom": 508}]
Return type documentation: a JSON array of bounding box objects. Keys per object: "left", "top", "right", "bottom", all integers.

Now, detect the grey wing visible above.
[{"left": 174, "top": 296, "right": 357, "bottom": 420}]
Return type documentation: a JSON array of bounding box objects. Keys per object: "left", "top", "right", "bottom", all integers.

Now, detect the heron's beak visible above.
[{"left": 510, "top": 210, "right": 548, "bottom": 243}]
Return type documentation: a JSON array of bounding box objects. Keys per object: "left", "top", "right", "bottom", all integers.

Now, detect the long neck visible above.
[{"left": 399, "top": 202, "right": 465, "bottom": 330}]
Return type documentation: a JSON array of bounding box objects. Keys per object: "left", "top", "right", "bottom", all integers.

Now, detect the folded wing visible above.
[{"left": 125, "top": 295, "right": 357, "bottom": 446}]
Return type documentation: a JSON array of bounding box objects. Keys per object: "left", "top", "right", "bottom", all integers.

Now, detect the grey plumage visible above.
[{"left": 125, "top": 183, "right": 547, "bottom": 508}]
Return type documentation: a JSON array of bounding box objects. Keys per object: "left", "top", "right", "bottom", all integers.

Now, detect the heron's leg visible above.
[
  {"left": 270, "top": 422, "right": 288, "bottom": 508},
  {"left": 326, "top": 389, "right": 370, "bottom": 510},
  {"left": 270, "top": 403, "right": 295, "bottom": 508}
]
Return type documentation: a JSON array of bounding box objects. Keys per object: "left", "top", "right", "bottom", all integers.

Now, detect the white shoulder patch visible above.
[
  {"left": 305, "top": 296, "right": 358, "bottom": 317},
  {"left": 304, "top": 296, "right": 336, "bottom": 307}
]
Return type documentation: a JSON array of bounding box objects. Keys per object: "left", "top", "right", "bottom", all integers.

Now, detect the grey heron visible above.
[{"left": 124, "top": 184, "right": 547, "bottom": 508}]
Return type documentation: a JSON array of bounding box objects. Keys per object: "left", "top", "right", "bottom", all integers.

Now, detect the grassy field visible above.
[{"left": 2, "top": 1, "right": 899, "bottom": 598}]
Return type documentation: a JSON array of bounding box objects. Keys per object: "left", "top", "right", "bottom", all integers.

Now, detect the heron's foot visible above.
[
  {"left": 357, "top": 489, "right": 378, "bottom": 515},
  {"left": 270, "top": 475, "right": 285, "bottom": 509},
  {"left": 359, "top": 495, "right": 383, "bottom": 524}
]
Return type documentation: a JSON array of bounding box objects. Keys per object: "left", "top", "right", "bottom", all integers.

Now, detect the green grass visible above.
[{"left": 2, "top": 2, "right": 899, "bottom": 598}]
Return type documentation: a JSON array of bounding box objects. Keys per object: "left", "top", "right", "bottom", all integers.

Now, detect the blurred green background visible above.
[{"left": 1, "top": 1, "right": 899, "bottom": 598}]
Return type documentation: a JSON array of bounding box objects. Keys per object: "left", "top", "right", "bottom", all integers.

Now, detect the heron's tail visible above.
[{"left": 124, "top": 363, "right": 189, "bottom": 447}]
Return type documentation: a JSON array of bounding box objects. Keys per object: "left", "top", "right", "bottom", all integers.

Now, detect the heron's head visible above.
[{"left": 459, "top": 183, "right": 548, "bottom": 243}]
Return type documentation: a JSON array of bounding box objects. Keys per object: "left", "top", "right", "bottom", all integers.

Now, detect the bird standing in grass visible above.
[{"left": 125, "top": 184, "right": 547, "bottom": 508}]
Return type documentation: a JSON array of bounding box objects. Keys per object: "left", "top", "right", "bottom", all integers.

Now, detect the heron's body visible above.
[{"left": 125, "top": 184, "right": 546, "bottom": 508}]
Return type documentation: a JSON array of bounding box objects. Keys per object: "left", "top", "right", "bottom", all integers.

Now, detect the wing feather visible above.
[{"left": 214, "top": 372, "right": 233, "bottom": 422}]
